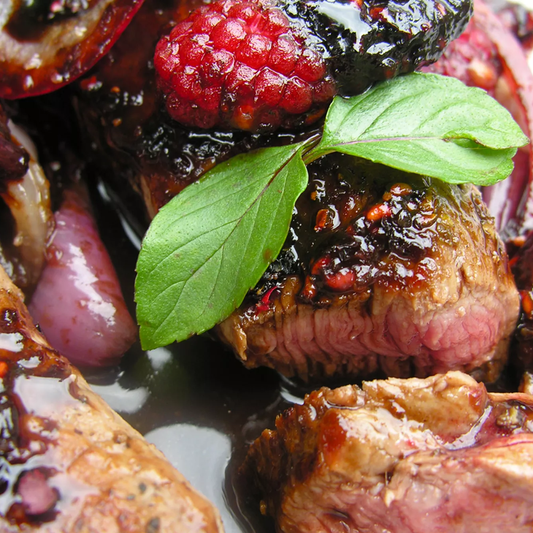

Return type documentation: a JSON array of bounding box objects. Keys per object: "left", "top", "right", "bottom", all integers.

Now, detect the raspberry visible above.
[
  {"left": 154, "top": 0, "right": 334, "bottom": 131},
  {"left": 155, "top": 0, "right": 474, "bottom": 132}
]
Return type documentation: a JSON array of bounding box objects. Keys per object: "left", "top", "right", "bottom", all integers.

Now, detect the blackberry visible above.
[{"left": 155, "top": 0, "right": 473, "bottom": 132}]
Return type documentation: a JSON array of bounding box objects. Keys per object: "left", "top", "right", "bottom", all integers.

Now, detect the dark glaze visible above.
[
  {"left": 246, "top": 153, "right": 495, "bottom": 307},
  {"left": 283, "top": 0, "right": 473, "bottom": 96},
  {"left": 74, "top": 0, "right": 321, "bottom": 214},
  {"left": 75, "top": 0, "right": 473, "bottom": 203},
  {"left": 0, "top": 305, "right": 83, "bottom": 527},
  {"left": 0, "top": 1, "right": 523, "bottom": 530},
  {"left": 49, "top": 167, "right": 522, "bottom": 533}
]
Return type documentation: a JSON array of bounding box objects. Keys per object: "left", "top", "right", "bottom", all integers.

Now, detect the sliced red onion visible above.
[
  {"left": 29, "top": 186, "right": 137, "bottom": 367},
  {"left": 1, "top": 122, "right": 54, "bottom": 290},
  {"left": 17, "top": 469, "right": 58, "bottom": 516},
  {"left": 0, "top": 0, "right": 144, "bottom": 99},
  {"left": 473, "top": 0, "right": 533, "bottom": 237}
]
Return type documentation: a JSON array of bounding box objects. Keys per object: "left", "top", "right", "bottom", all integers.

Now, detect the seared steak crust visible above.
[
  {"left": 243, "top": 371, "right": 533, "bottom": 533},
  {"left": 0, "top": 266, "right": 223, "bottom": 533},
  {"left": 217, "top": 156, "right": 519, "bottom": 381}
]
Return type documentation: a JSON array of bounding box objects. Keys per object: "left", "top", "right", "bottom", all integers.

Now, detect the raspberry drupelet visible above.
[
  {"left": 155, "top": 0, "right": 474, "bottom": 132},
  {"left": 154, "top": 0, "right": 335, "bottom": 131}
]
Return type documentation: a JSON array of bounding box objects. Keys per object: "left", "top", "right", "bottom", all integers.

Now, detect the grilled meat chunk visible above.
[
  {"left": 217, "top": 155, "right": 519, "bottom": 382},
  {"left": 75, "top": 0, "right": 518, "bottom": 382},
  {"left": 0, "top": 265, "right": 223, "bottom": 533},
  {"left": 243, "top": 371, "right": 533, "bottom": 533}
]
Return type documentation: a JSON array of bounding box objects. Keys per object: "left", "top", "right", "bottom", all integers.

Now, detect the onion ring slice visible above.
[{"left": 0, "top": 0, "right": 144, "bottom": 99}]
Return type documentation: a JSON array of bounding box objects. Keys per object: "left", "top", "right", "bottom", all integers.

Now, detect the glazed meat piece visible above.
[
  {"left": 0, "top": 265, "right": 223, "bottom": 532},
  {"left": 74, "top": 0, "right": 471, "bottom": 211},
  {"left": 243, "top": 371, "right": 533, "bottom": 533},
  {"left": 74, "top": 0, "right": 518, "bottom": 382},
  {"left": 217, "top": 155, "right": 519, "bottom": 382}
]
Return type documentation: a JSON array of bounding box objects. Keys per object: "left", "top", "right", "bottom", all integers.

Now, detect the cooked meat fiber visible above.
[
  {"left": 243, "top": 371, "right": 533, "bottom": 533},
  {"left": 0, "top": 265, "right": 223, "bottom": 533},
  {"left": 217, "top": 156, "right": 519, "bottom": 382}
]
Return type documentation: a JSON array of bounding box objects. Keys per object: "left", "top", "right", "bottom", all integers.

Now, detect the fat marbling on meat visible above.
[
  {"left": 243, "top": 371, "right": 533, "bottom": 533},
  {"left": 0, "top": 265, "right": 223, "bottom": 533},
  {"left": 217, "top": 155, "right": 519, "bottom": 382}
]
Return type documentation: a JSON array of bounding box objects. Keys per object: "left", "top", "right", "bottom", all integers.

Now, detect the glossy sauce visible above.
[
  {"left": 81, "top": 179, "right": 526, "bottom": 533},
  {"left": 0, "top": 166, "right": 523, "bottom": 531},
  {"left": 81, "top": 181, "right": 292, "bottom": 533},
  {"left": 0, "top": 0, "right": 525, "bottom": 529},
  {"left": 0, "top": 311, "right": 79, "bottom": 526}
]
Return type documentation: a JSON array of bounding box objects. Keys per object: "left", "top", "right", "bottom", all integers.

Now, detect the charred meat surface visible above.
[
  {"left": 75, "top": 0, "right": 473, "bottom": 208},
  {"left": 217, "top": 155, "right": 519, "bottom": 382},
  {"left": 74, "top": 0, "right": 317, "bottom": 218},
  {"left": 243, "top": 371, "right": 533, "bottom": 533},
  {"left": 0, "top": 265, "right": 223, "bottom": 532},
  {"left": 76, "top": 0, "right": 518, "bottom": 382}
]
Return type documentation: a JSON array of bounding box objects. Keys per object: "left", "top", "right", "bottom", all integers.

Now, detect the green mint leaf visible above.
[
  {"left": 135, "top": 143, "right": 308, "bottom": 350},
  {"left": 309, "top": 72, "right": 529, "bottom": 186}
]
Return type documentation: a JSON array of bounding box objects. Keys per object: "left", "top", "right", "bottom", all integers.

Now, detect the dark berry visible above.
[{"left": 155, "top": 0, "right": 473, "bottom": 132}]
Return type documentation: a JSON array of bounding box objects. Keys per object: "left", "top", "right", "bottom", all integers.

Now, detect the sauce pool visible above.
[{"left": 85, "top": 178, "right": 312, "bottom": 533}]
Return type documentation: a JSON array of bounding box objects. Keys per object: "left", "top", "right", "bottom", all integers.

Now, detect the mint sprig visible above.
[
  {"left": 308, "top": 73, "right": 526, "bottom": 185},
  {"left": 135, "top": 73, "right": 528, "bottom": 350},
  {"left": 136, "top": 143, "right": 308, "bottom": 349}
]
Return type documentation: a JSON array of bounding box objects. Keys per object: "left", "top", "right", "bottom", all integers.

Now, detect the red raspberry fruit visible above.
[{"left": 154, "top": 0, "right": 335, "bottom": 132}]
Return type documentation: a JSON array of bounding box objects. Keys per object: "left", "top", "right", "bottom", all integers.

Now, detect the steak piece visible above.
[
  {"left": 243, "top": 371, "right": 533, "bottom": 533},
  {"left": 75, "top": 0, "right": 518, "bottom": 382},
  {"left": 217, "top": 155, "right": 519, "bottom": 382},
  {"left": 0, "top": 265, "right": 223, "bottom": 532}
]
